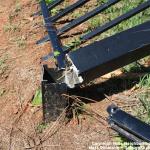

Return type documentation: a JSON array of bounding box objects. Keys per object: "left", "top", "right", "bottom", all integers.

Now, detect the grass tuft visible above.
[{"left": 138, "top": 74, "right": 150, "bottom": 88}]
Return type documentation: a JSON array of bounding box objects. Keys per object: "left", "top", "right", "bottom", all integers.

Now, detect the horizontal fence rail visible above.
[
  {"left": 37, "top": 0, "right": 120, "bottom": 44},
  {"left": 82, "top": 0, "right": 150, "bottom": 41},
  {"left": 51, "top": 0, "right": 89, "bottom": 22},
  {"left": 36, "top": 0, "right": 150, "bottom": 72}
]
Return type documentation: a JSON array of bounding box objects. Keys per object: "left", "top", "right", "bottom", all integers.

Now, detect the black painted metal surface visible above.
[
  {"left": 42, "top": 81, "right": 68, "bottom": 122},
  {"left": 37, "top": 0, "right": 120, "bottom": 44},
  {"left": 58, "top": 0, "right": 119, "bottom": 36},
  {"left": 68, "top": 21, "right": 150, "bottom": 83},
  {"left": 33, "top": 0, "right": 63, "bottom": 16},
  {"left": 107, "top": 105, "right": 150, "bottom": 142},
  {"left": 42, "top": 65, "right": 68, "bottom": 122},
  {"left": 40, "top": 0, "right": 65, "bottom": 69},
  {"left": 51, "top": 0, "right": 89, "bottom": 22}
]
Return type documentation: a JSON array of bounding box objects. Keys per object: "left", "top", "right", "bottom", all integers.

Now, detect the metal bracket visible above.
[
  {"left": 107, "top": 104, "right": 150, "bottom": 142},
  {"left": 42, "top": 65, "right": 68, "bottom": 122}
]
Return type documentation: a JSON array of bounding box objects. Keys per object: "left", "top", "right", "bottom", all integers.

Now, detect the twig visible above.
[
  {"left": 104, "top": 94, "right": 114, "bottom": 104},
  {"left": 72, "top": 95, "right": 97, "bottom": 103},
  {"left": 102, "top": 73, "right": 147, "bottom": 80},
  {"left": 8, "top": 98, "right": 32, "bottom": 149},
  {"left": 8, "top": 127, "right": 13, "bottom": 150}
]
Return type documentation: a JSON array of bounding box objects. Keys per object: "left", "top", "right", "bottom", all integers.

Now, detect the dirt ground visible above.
[{"left": 0, "top": 0, "right": 149, "bottom": 150}]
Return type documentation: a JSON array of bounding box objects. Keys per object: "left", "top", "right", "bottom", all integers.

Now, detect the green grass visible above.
[
  {"left": 115, "top": 136, "right": 135, "bottom": 150},
  {"left": 14, "top": 36, "right": 26, "bottom": 49},
  {"left": 138, "top": 74, "right": 150, "bottom": 88},
  {"left": 87, "top": 0, "right": 149, "bottom": 39},
  {"left": 36, "top": 122, "right": 47, "bottom": 133},
  {"left": 122, "top": 62, "right": 142, "bottom": 73},
  {"left": 3, "top": 23, "right": 20, "bottom": 32},
  {"left": 130, "top": 76, "right": 150, "bottom": 150},
  {"left": 64, "top": 38, "right": 81, "bottom": 50},
  {"left": 135, "top": 90, "right": 150, "bottom": 124}
]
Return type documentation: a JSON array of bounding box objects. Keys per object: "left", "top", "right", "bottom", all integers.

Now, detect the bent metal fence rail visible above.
[{"left": 34, "top": 0, "right": 150, "bottom": 142}]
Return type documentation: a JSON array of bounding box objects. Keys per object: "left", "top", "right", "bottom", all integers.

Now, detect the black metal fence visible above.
[{"left": 34, "top": 1, "right": 150, "bottom": 141}]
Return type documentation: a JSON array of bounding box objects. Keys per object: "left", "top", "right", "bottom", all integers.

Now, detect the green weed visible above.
[{"left": 32, "top": 89, "right": 42, "bottom": 106}]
